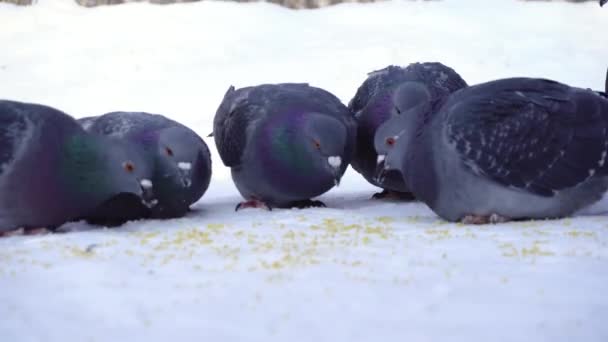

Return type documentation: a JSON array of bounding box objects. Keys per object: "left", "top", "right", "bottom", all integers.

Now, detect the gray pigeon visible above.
[
  {"left": 213, "top": 83, "right": 356, "bottom": 210},
  {"left": 348, "top": 63, "right": 467, "bottom": 200},
  {"left": 0, "top": 100, "right": 149, "bottom": 234},
  {"left": 78, "top": 112, "right": 212, "bottom": 219},
  {"left": 376, "top": 77, "right": 608, "bottom": 224}
]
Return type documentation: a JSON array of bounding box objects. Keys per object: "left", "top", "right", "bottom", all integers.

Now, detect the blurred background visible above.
[{"left": 1, "top": 0, "right": 603, "bottom": 9}]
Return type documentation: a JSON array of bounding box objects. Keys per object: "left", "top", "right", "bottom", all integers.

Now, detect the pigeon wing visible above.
[{"left": 446, "top": 78, "right": 608, "bottom": 197}]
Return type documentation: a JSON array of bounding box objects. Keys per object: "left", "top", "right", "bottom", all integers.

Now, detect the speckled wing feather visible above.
[
  {"left": 348, "top": 63, "right": 467, "bottom": 114},
  {"left": 348, "top": 65, "right": 405, "bottom": 114},
  {"left": 0, "top": 101, "right": 30, "bottom": 176},
  {"left": 446, "top": 78, "right": 608, "bottom": 196},
  {"left": 213, "top": 85, "right": 265, "bottom": 167},
  {"left": 79, "top": 112, "right": 176, "bottom": 137}
]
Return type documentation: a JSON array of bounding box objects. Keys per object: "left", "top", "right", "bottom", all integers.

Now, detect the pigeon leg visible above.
[
  {"left": 235, "top": 199, "right": 272, "bottom": 211},
  {"left": 371, "top": 189, "right": 416, "bottom": 201},
  {"left": 0, "top": 227, "right": 52, "bottom": 237},
  {"left": 461, "top": 213, "right": 510, "bottom": 225},
  {"left": 0, "top": 228, "right": 25, "bottom": 237},
  {"left": 289, "top": 200, "right": 327, "bottom": 209},
  {"left": 24, "top": 227, "right": 53, "bottom": 235}
]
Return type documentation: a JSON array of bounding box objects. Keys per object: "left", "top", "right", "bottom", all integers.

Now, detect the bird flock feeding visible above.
[{"left": 1, "top": 62, "right": 607, "bottom": 235}]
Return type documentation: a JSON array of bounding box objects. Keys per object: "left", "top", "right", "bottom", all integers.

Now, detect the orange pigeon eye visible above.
[
  {"left": 386, "top": 137, "right": 396, "bottom": 147},
  {"left": 165, "top": 147, "right": 174, "bottom": 156},
  {"left": 313, "top": 140, "right": 321, "bottom": 150},
  {"left": 123, "top": 161, "right": 135, "bottom": 173}
]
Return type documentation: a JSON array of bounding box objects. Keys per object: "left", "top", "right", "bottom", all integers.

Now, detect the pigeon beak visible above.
[
  {"left": 139, "top": 178, "right": 158, "bottom": 208},
  {"left": 328, "top": 156, "right": 342, "bottom": 186},
  {"left": 207, "top": 132, "right": 214, "bottom": 137},
  {"left": 177, "top": 161, "right": 193, "bottom": 187},
  {"left": 374, "top": 155, "right": 388, "bottom": 184}
]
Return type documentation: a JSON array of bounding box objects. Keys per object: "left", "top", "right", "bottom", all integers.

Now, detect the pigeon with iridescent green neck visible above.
[
  {"left": 348, "top": 62, "right": 467, "bottom": 200},
  {"left": 0, "top": 100, "right": 150, "bottom": 234},
  {"left": 213, "top": 83, "right": 356, "bottom": 210},
  {"left": 79, "top": 111, "right": 212, "bottom": 219}
]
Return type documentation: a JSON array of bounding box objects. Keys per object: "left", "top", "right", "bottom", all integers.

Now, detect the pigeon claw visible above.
[
  {"left": 371, "top": 189, "right": 416, "bottom": 201},
  {"left": 461, "top": 213, "right": 510, "bottom": 225},
  {"left": 235, "top": 199, "right": 272, "bottom": 212},
  {"left": 289, "top": 200, "right": 327, "bottom": 209}
]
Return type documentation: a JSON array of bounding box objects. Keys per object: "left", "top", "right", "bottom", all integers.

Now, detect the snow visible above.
[{"left": 1, "top": 0, "right": 608, "bottom": 341}]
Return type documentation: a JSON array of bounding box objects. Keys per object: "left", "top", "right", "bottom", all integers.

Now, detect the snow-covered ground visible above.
[{"left": 1, "top": 0, "right": 607, "bottom": 341}]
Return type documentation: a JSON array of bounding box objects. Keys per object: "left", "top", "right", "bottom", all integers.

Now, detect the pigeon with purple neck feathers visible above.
[
  {"left": 0, "top": 100, "right": 149, "bottom": 235},
  {"left": 78, "top": 112, "right": 212, "bottom": 219},
  {"left": 213, "top": 83, "right": 356, "bottom": 210},
  {"left": 375, "top": 76, "right": 608, "bottom": 224},
  {"left": 348, "top": 63, "right": 467, "bottom": 200}
]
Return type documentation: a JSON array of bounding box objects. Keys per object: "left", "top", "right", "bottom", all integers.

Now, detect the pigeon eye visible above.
[
  {"left": 165, "top": 147, "right": 174, "bottom": 156},
  {"left": 123, "top": 161, "right": 135, "bottom": 173},
  {"left": 386, "top": 137, "right": 396, "bottom": 147},
  {"left": 313, "top": 140, "right": 321, "bottom": 150}
]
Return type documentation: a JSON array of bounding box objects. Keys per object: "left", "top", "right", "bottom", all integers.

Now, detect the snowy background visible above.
[{"left": 1, "top": 0, "right": 607, "bottom": 341}]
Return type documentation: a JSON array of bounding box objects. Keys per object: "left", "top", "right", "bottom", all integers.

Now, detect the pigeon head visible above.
[
  {"left": 356, "top": 81, "right": 431, "bottom": 130},
  {"left": 302, "top": 112, "right": 348, "bottom": 186},
  {"left": 373, "top": 81, "right": 445, "bottom": 177},
  {"left": 392, "top": 81, "right": 433, "bottom": 114},
  {"left": 373, "top": 89, "right": 447, "bottom": 186},
  {"left": 147, "top": 126, "right": 211, "bottom": 217},
  {"left": 373, "top": 112, "right": 410, "bottom": 183},
  {"left": 155, "top": 126, "right": 203, "bottom": 188},
  {"left": 60, "top": 133, "right": 155, "bottom": 210}
]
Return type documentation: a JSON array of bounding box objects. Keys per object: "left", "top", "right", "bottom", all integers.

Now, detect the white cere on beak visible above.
[
  {"left": 142, "top": 199, "right": 159, "bottom": 208},
  {"left": 328, "top": 156, "right": 342, "bottom": 168},
  {"left": 178, "top": 162, "right": 192, "bottom": 171},
  {"left": 377, "top": 155, "right": 386, "bottom": 165},
  {"left": 140, "top": 179, "right": 153, "bottom": 189}
]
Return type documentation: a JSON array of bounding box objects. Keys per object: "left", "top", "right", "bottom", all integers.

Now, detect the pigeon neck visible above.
[{"left": 59, "top": 134, "right": 122, "bottom": 204}]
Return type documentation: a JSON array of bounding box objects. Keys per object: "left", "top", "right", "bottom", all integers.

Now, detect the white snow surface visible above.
[{"left": 1, "top": 0, "right": 608, "bottom": 341}]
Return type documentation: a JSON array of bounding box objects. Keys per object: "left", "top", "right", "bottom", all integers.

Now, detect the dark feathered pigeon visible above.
[
  {"left": 348, "top": 62, "right": 467, "bottom": 200},
  {"left": 213, "top": 83, "right": 356, "bottom": 210},
  {"left": 79, "top": 112, "right": 212, "bottom": 219},
  {"left": 376, "top": 77, "right": 608, "bottom": 223},
  {"left": 0, "top": 100, "right": 148, "bottom": 234},
  {"left": 601, "top": 0, "right": 606, "bottom": 7}
]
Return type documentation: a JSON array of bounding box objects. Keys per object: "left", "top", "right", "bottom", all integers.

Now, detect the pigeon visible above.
[
  {"left": 213, "top": 83, "right": 356, "bottom": 210},
  {"left": 79, "top": 112, "right": 212, "bottom": 219},
  {"left": 601, "top": 0, "right": 606, "bottom": 7},
  {"left": 375, "top": 77, "right": 608, "bottom": 224},
  {"left": 348, "top": 63, "right": 467, "bottom": 200},
  {"left": 0, "top": 100, "right": 150, "bottom": 234}
]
